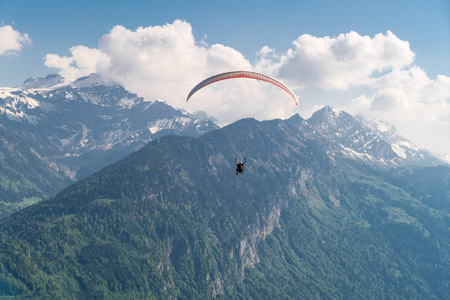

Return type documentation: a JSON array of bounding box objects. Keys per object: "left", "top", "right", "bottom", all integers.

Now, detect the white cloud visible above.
[
  {"left": 0, "top": 25, "right": 31, "bottom": 56},
  {"left": 44, "top": 46, "right": 110, "bottom": 81},
  {"left": 256, "top": 31, "right": 415, "bottom": 90},
  {"left": 348, "top": 66, "right": 450, "bottom": 154}
]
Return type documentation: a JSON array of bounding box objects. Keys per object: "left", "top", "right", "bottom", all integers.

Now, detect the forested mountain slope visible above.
[
  {"left": 0, "top": 125, "right": 70, "bottom": 219},
  {"left": 0, "top": 118, "right": 448, "bottom": 299}
]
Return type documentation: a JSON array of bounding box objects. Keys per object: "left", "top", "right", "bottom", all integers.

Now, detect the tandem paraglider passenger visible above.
[{"left": 235, "top": 158, "right": 247, "bottom": 175}]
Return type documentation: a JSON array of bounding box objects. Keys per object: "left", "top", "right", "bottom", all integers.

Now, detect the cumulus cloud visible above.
[
  {"left": 352, "top": 66, "right": 450, "bottom": 124},
  {"left": 0, "top": 25, "right": 31, "bottom": 56},
  {"left": 348, "top": 66, "right": 450, "bottom": 154},
  {"left": 256, "top": 31, "right": 415, "bottom": 90},
  {"left": 44, "top": 46, "right": 111, "bottom": 81}
]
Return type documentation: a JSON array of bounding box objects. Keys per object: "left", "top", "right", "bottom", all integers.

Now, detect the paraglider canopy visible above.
[{"left": 186, "top": 71, "right": 298, "bottom": 105}]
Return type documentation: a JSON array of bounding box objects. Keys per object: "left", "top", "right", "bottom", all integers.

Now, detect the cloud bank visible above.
[
  {"left": 43, "top": 20, "right": 450, "bottom": 155},
  {"left": 0, "top": 25, "right": 31, "bottom": 56},
  {"left": 257, "top": 31, "right": 415, "bottom": 90},
  {"left": 349, "top": 66, "right": 450, "bottom": 155}
]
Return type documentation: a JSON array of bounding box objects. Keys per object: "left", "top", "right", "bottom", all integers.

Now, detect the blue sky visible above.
[
  {"left": 1, "top": 0, "right": 450, "bottom": 157},
  {"left": 1, "top": 0, "right": 449, "bottom": 85}
]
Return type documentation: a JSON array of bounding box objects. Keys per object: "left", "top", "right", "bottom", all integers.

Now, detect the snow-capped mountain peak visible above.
[
  {"left": 0, "top": 73, "right": 220, "bottom": 179},
  {"left": 308, "top": 106, "right": 340, "bottom": 124},
  {"left": 18, "top": 73, "right": 117, "bottom": 91},
  {"left": 69, "top": 73, "right": 117, "bottom": 89},
  {"left": 366, "top": 118, "right": 441, "bottom": 165},
  {"left": 19, "top": 74, "right": 67, "bottom": 90},
  {"left": 288, "top": 106, "right": 447, "bottom": 169}
]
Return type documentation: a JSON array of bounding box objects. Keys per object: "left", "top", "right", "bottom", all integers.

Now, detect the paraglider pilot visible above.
[{"left": 235, "top": 158, "right": 247, "bottom": 175}]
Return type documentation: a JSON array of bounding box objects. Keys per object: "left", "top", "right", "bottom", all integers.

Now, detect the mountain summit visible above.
[
  {"left": 290, "top": 106, "right": 446, "bottom": 169},
  {"left": 19, "top": 74, "right": 66, "bottom": 90}
]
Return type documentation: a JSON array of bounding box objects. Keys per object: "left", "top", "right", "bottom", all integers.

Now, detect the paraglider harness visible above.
[{"left": 235, "top": 158, "right": 246, "bottom": 175}]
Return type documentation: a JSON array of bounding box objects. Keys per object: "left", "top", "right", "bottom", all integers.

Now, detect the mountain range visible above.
[
  {"left": 0, "top": 73, "right": 219, "bottom": 180},
  {"left": 0, "top": 115, "right": 448, "bottom": 299},
  {"left": 0, "top": 74, "right": 221, "bottom": 217},
  {"left": 291, "top": 107, "right": 446, "bottom": 168},
  {"left": 0, "top": 73, "right": 447, "bottom": 219}
]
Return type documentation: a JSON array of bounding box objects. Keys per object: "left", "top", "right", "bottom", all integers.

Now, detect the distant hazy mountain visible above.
[
  {"left": 288, "top": 106, "right": 446, "bottom": 169},
  {"left": 0, "top": 73, "right": 219, "bottom": 179},
  {"left": 0, "top": 73, "right": 220, "bottom": 218},
  {"left": 0, "top": 117, "right": 448, "bottom": 299},
  {"left": 19, "top": 73, "right": 67, "bottom": 89},
  {"left": 0, "top": 125, "right": 70, "bottom": 219}
]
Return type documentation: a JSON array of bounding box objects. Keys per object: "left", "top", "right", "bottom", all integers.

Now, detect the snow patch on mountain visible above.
[
  {"left": 441, "top": 154, "right": 450, "bottom": 164},
  {"left": 390, "top": 143, "right": 407, "bottom": 159},
  {"left": 148, "top": 117, "right": 193, "bottom": 134},
  {"left": 69, "top": 73, "right": 116, "bottom": 89},
  {"left": 339, "top": 145, "right": 384, "bottom": 165}
]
